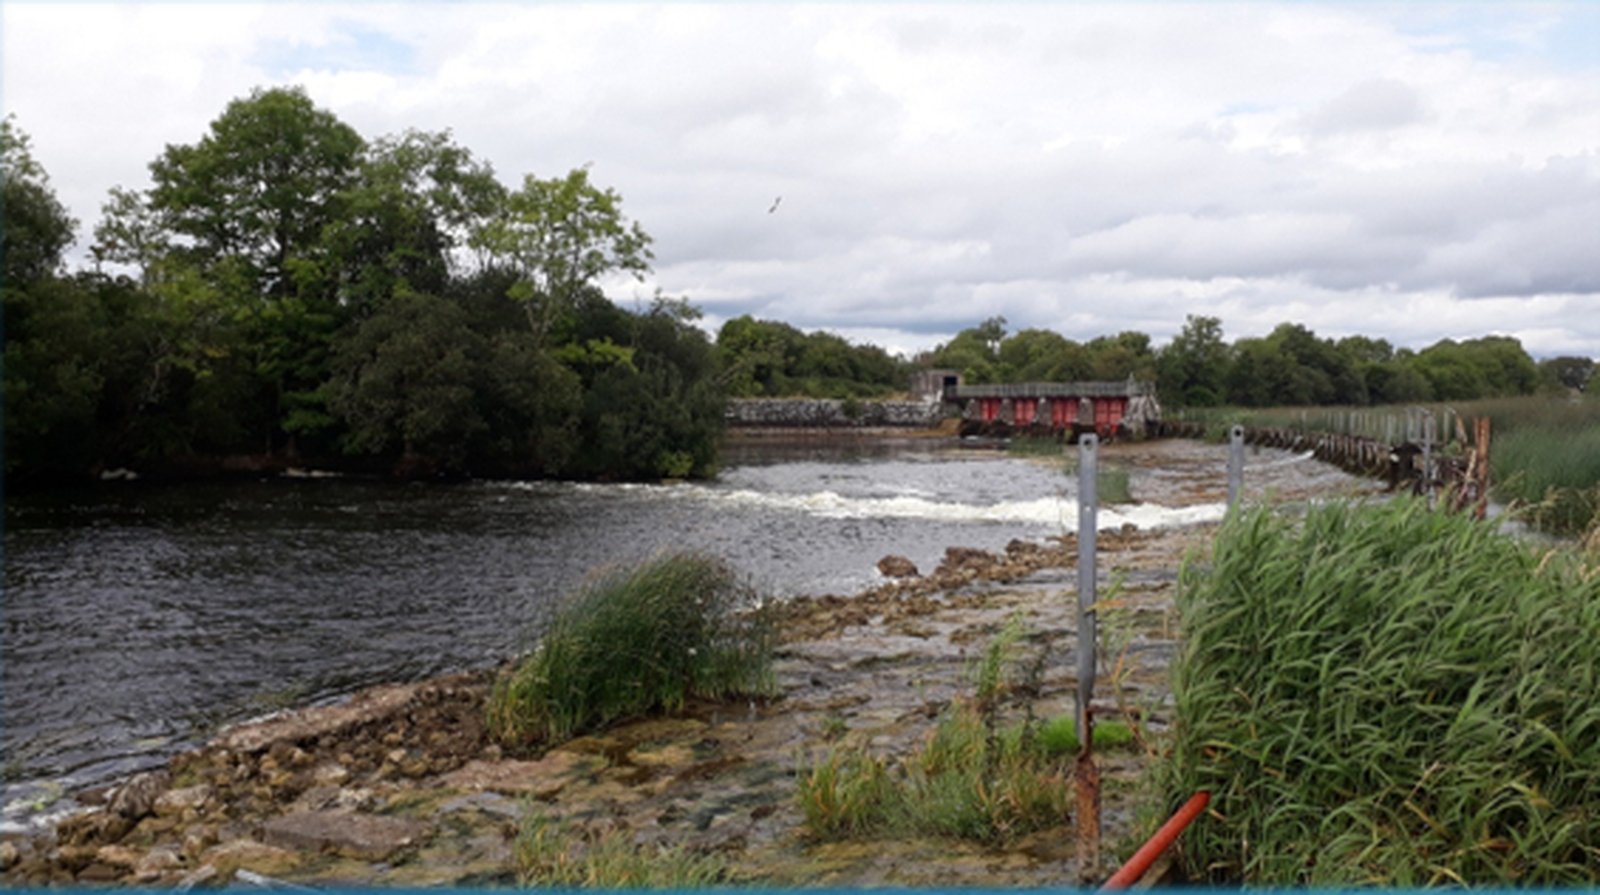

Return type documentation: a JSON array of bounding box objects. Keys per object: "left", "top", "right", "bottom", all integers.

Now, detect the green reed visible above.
[
  {"left": 486, "top": 553, "right": 775, "bottom": 748},
  {"left": 1159, "top": 500, "right": 1600, "bottom": 884}
]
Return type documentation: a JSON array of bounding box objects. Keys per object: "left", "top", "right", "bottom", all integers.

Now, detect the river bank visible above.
[{"left": 2, "top": 439, "right": 1382, "bottom": 886}]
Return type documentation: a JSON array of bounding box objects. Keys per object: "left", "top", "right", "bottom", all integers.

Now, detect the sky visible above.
[{"left": 4, "top": 2, "right": 1598, "bottom": 359}]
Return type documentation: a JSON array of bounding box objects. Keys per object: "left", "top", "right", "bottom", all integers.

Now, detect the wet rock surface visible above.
[{"left": 4, "top": 439, "right": 1380, "bottom": 888}]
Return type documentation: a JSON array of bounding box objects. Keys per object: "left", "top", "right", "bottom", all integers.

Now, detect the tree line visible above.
[
  {"left": 5, "top": 87, "right": 1592, "bottom": 487},
  {"left": 3, "top": 88, "right": 723, "bottom": 485},
  {"left": 922, "top": 315, "right": 1594, "bottom": 409}
]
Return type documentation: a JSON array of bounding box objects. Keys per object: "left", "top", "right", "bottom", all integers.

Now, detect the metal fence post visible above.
[
  {"left": 1421, "top": 410, "right": 1435, "bottom": 508},
  {"left": 1076, "top": 433, "right": 1100, "bottom": 882},
  {"left": 1227, "top": 425, "right": 1244, "bottom": 510}
]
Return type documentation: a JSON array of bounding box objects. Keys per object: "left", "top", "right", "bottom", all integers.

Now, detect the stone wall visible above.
[{"left": 726, "top": 398, "right": 945, "bottom": 428}]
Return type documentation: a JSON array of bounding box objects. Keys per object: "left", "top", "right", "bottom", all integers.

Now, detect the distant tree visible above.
[
  {"left": 1086, "top": 331, "right": 1157, "bottom": 382},
  {"left": 1538, "top": 356, "right": 1594, "bottom": 393},
  {"left": 1157, "top": 315, "right": 1229, "bottom": 407},
  {"left": 998, "top": 328, "right": 1091, "bottom": 382}
]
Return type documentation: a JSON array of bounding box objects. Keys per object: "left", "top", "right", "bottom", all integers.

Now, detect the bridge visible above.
[{"left": 944, "top": 379, "right": 1160, "bottom": 439}]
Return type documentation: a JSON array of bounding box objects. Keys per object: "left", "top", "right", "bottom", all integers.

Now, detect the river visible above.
[{"left": 2, "top": 434, "right": 1347, "bottom": 832}]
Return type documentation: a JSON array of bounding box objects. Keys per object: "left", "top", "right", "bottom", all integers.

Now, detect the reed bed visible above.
[
  {"left": 486, "top": 553, "right": 775, "bottom": 747},
  {"left": 1178, "top": 397, "right": 1600, "bottom": 535},
  {"left": 1160, "top": 500, "right": 1600, "bottom": 885}
]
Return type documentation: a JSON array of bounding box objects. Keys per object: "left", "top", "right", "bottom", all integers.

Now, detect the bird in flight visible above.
[{"left": 768, "top": 196, "right": 782, "bottom": 214}]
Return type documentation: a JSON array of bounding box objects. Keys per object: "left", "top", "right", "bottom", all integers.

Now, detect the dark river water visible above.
[{"left": 2, "top": 435, "right": 1244, "bottom": 832}]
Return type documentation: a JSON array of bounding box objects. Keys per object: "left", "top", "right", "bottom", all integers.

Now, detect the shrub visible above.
[
  {"left": 1160, "top": 500, "right": 1600, "bottom": 885},
  {"left": 486, "top": 553, "right": 774, "bottom": 747}
]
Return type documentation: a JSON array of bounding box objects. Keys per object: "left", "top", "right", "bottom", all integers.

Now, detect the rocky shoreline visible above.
[{"left": 2, "top": 523, "right": 1202, "bottom": 888}]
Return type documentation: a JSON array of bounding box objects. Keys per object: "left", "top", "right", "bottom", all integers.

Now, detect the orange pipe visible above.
[{"left": 1100, "top": 791, "right": 1211, "bottom": 890}]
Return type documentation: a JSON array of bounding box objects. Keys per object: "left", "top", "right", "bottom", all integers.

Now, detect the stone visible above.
[
  {"left": 133, "top": 845, "right": 184, "bottom": 881},
  {"left": 439, "top": 752, "right": 596, "bottom": 799},
  {"left": 155, "top": 784, "right": 212, "bottom": 817},
  {"left": 108, "top": 770, "right": 170, "bottom": 820},
  {"left": 312, "top": 762, "right": 351, "bottom": 787},
  {"left": 175, "top": 863, "right": 219, "bottom": 890},
  {"left": 199, "top": 839, "right": 302, "bottom": 877},
  {"left": 0, "top": 840, "right": 19, "bottom": 870},
  {"left": 260, "top": 810, "right": 432, "bottom": 861},
  {"left": 76, "top": 861, "right": 124, "bottom": 882},
  {"left": 94, "top": 844, "right": 142, "bottom": 868},
  {"left": 876, "top": 555, "right": 920, "bottom": 578}
]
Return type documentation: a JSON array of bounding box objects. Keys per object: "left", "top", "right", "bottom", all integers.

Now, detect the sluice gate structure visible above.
[{"left": 946, "top": 380, "right": 1161, "bottom": 440}]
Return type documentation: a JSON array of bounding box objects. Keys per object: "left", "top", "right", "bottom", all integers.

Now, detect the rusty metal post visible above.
[
  {"left": 1076, "top": 433, "right": 1101, "bottom": 882},
  {"left": 1227, "top": 425, "right": 1244, "bottom": 510}
]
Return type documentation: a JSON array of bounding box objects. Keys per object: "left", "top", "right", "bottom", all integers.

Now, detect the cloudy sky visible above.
[{"left": 5, "top": 3, "right": 1598, "bottom": 358}]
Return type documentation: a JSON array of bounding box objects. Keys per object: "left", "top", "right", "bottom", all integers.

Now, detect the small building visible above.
[{"left": 909, "top": 368, "right": 963, "bottom": 402}]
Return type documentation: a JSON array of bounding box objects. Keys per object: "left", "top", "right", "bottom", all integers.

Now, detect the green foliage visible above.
[
  {"left": 471, "top": 167, "right": 652, "bottom": 345},
  {"left": 486, "top": 553, "right": 774, "bottom": 748},
  {"left": 1161, "top": 500, "right": 1600, "bottom": 885},
  {"left": 2, "top": 116, "right": 77, "bottom": 286},
  {"left": 1035, "top": 716, "right": 1135, "bottom": 757},
  {"left": 715, "top": 315, "right": 908, "bottom": 399},
  {"left": 796, "top": 749, "right": 899, "bottom": 840},
  {"left": 515, "top": 812, "right": 726, "bottom": 887}
]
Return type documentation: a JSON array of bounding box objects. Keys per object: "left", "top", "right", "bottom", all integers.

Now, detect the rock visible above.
[
  {"left": 876, "top": 555, "right": 920, "bottom": 578},
  {"left": 439, "top": 752, "right": 596, "bottom": 799},
  {"left": 260, "top": 810, "right": 432, "bottom": 861},
  {"left": 938, "top": 546, "right": 999, "bottom": 574},
  {"left": 175, "top": 863, "right": 219, "bottom": 890},
  {"left": 311, "top": 762, "right": 351, "bottom": 787},
  {"left": 132, "top": 845, "right": 184, "bottom": 881},
  {"left": 0, "top": 840, "right": 19, "bottom": 870},
  {"left": 199, "top": 839, "right": 302, "bottom": 878},
  {"left": 109, "top": 770, "right": 170, "bottom": 820},
  {"left": 76, "top": 861, "right": 124, "bottom": 882},
  {"left": 155, "top": 784, "right": 212, "bottom": 817},
  {"left": 94, "top": 844, "right": 142, "bottom": 868}
]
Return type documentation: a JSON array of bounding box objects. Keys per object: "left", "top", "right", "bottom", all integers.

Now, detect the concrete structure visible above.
[
  {"left": 946, "top": 378, "right": 1160, "bottom": 439},
  {"left": 909, "top": 368, "right": 963, "bottom": 402}
]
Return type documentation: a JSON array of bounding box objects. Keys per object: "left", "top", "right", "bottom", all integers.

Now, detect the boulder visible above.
[
  {"left": 876, "top": 555, "right": 920, "bottom": 578},
  {"left": 109, "top": 770, "right": 170, "bottom": 820}
]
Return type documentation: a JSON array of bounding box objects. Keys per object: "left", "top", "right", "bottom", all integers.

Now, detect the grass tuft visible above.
[
  {"left": 515, "top": 812, "right": 725, "bottom": 887},
  {"left": 1160, "top": 499, "right": 1600, "bottom": 885},
  {"left": 486, "top": 552, "right": 775, "bottom": 747}
]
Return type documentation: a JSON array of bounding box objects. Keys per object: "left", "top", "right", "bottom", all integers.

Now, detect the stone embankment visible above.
[{"left": 726, "top": 398, "right": 945, "bottom": 428}]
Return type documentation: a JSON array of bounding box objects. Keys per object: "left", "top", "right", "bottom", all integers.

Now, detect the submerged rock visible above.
[{"left": 876, "top": 555, "right": 920, "bottom": 577}]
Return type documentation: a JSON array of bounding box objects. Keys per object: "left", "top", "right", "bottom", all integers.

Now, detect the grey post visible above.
[
  {"left": 1227, "top": 424, "right": 1245, "bottom": 510},
  {"left": 1421, "top": 409, "right": 1435, "bottom": 507},
  {"left": 1076, "top": 433, "right": 1098, "bottom": 744}
]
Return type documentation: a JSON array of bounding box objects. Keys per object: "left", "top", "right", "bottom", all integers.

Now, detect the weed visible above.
[
  {"left": 796, "top": 749, "right": 897, "bottom": 840},
  {"left": 487, "top": 553, "right": 775, "bottom": 747},
  {"left": 1035, "top": 716, "right": 1136, "bottom": 758},
  {"left": 515, "top": 812, "right": 725, "bottom": 887}
]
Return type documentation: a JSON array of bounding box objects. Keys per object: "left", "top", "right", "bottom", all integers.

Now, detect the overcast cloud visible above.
[{"left": 4, "top": 3, "right": 1598, "bottom": 357}]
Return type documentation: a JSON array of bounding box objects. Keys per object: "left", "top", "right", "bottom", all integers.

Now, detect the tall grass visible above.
[
  {"left": 1178, "top": 397, "right": 1600, "bottom": 535},
  {"left": 486, "top": 553, "right": 775, "bottom": 747},
  {"left": 1160, "top": 500, "right": 1600, "bottom": 885}
]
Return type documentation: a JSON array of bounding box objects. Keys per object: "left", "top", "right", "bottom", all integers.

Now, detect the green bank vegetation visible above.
[
  {"left": 486, "top": 553, "right": 775, "bottom": 749},
  {"left": 1180, "top": 396, "right": 1600, "bottom": 536},
  {"left": 1160, "top": 500, "right": 1600, "bottom": 885}
]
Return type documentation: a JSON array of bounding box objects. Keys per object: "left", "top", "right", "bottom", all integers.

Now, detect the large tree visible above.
[{"left": 471, "top": 168, "right": 653, "bottom": 346}]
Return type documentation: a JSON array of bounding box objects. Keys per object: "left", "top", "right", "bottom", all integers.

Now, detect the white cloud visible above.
[{"left": 4, "top": 2, "right": 1597, "bottom": 359}]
